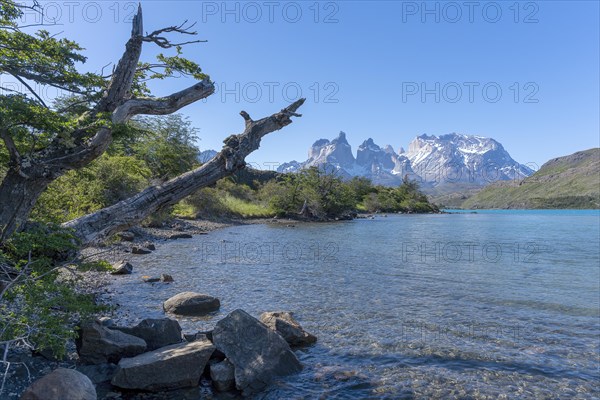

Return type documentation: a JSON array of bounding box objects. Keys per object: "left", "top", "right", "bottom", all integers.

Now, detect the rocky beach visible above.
[{"left": 4, "top": 217, "right": 317, "bottom": 399}]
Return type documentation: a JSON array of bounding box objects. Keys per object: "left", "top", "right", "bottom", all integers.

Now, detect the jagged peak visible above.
[
  {"left": 283, "top": 131, "right": 531, "bottom": 188},
  {"left": 383, "top": 145, "right": 395, "bottom": 154},
  {"left": 331, "top": 131, "right": 349, "bottom": 145},
  {"left": 311, "top": 138, "right": 330, "bottom": 148},
  {"left": 358, "top": 138, "right": 381, "bottom": 151}
]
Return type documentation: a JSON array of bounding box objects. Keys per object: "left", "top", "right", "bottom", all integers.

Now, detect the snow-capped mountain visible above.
[
  {"left": 197, "top": 149, "right": 218, "bottom": 163},
  {"left": 404, "top": 133, "right": 533, "bottom": 186},
  {"left": 278, "top": 132, "right": 533, "bottom": 188},
  {"left": 305, "top": 132, "right": 356, "bottom": 172}
]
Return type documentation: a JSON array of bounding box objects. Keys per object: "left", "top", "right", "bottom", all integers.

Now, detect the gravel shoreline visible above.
[{"left": 81, "top": 217, "right": 256, "bottom": 264}]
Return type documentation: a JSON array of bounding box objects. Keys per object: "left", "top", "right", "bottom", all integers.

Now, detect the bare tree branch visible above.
[
  {"left": 142, "top": 20, "right": 205, "bottom": 48},
  {"left": 94, "top": 4, "right": 144, "bottom": 113},
  {"left": 112, "top": 79, "right": 215, "bottom": 122},
  {"left": 42, "top": 127, "right": 112, "bottom": 170}
]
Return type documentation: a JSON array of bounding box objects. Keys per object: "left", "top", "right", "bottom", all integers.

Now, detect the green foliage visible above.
[
  {"left": 184, "top": 186, "right": 229, "bottom": 218},
  {"left": 0, "top": 1, "right": 25, "bottom": 26},
  {"left": 260, "top": 167, "right": 359, "bottom": 219},
  {"left": 257, "top": 168, "right": 437, "bottom": 217},
  {"left": 1, "top": 0, "right": 214, "bottom": 361},
  {"left": 176, "top": 167, "right": 440, "bottom": 221},
  {"left": 78, "top": 260, "right": 113, "bottom": 272},
  {"left": 221, "top": 195, "right": 274, "bottom": 218},
  {"left": 32, "top": 154, "right": 151, "bottom": 223},
  {"left": 172, "top": 203, "right": 197, "bottom": 219},
  {"left": 0, "top": 225, "right": 107, "bottom": 358},
  {"left": 359, "top": 179, "right": 438, "bottom": 213},
  {"left": 181, "top": 178, "right": 273, "bottom": 219},
  {"left": 0, "top": 25, "right": 104, "bottom": 95},
  {"left": 0, "top": 0, "right": 209, "bottom": 200},
  {"left": 142, "top": 207, "right": 173, "bottom": 228},
  {"left": 138, "top": 46, "right": 208, "bottom": 81},
  {"left": 129, "top": 115, "right": 200, "bottom": 179},
  {"left": 30, "top": 113, "right": 200, "bottom": 224}
]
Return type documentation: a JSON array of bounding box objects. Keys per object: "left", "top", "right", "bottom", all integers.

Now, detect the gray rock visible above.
[
  {"left": 212, "top": 309, "right": 302, "bottom": 395},
  {"left": 184, "top": 332, "right": 210, "bottom": 343},
  {"left": 76, "top": 363, "right": 118, "bottom": 384},
  {"left": 111, "top": 340, "right": 215, "bottom": 392},
  {"left": 143, "top": 242, "right": 156, "bottom": 251},
  {"left": 160, "top": 273, "right": 174, "bottom": 282},
  {"left": 163, "top": 292, "right": 220, "bottom": 316},
  {"left": 20, "top": 368, "right": 96, "bottom": 400},
  {"left": 117, "top": 231, "right": 135, "bottom": 242},
  {"left": 76, "top": 321, "right": 146, "bottom": 364},
  {"left": 98, "top": 316, "right": 114, "bottom": 327},
  {"left": 113, "top": 318, "right": 182, "bottom": 351},
  {"left": 110, "top": 260, "right": 133, "bottom": 275},
  {"left": 131, "top": 246, "right": 152, "bottom": 255},
  {"left": 142, "top": 276, "right": 160, "bottom": 283},
  {"left": 260, "top": 311, "right": 317, "bottom": 346},
  {"left": 210, "top": 359, "right": 235, "bottom": 392},
  {"left": 169, "top": 233, "right": 193, "bottom": 239}
]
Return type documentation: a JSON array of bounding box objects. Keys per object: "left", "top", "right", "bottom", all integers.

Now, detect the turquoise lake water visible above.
[{"left": 107, "top": 210, "right": 600, "bottom": 399}]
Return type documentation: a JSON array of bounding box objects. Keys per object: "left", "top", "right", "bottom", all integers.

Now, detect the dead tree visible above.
[{"left": 63, "top": 100, "right": 304, "bottom": 245}]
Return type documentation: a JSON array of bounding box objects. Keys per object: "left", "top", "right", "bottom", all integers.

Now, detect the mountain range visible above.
[{"left": 277, "top": 132, "right": 534, "bottom": 189}]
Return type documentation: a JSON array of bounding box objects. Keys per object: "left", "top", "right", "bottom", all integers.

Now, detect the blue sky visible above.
[{"left": 13, "top": 1, "right": 600, "bottom": 170}]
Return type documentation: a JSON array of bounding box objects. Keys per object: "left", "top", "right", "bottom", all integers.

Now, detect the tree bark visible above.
[
  {"left": 0, "top": 171, "right": 52, "bottom": 241},
  {"left": 63, "top": 99, "right": 305, "bottom": 245},
  {"left": 0, "top": 5, "right": 215, "bottom": 242}
]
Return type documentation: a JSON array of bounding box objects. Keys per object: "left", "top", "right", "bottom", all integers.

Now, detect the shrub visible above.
[
  {"left": 32, "top": 154, "right": 151, "bottom": 223},
  {"left": 0, "top": 225, "right": 108, "bottom": 359}
]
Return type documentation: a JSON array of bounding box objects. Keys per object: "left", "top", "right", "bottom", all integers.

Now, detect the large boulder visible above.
[
  {"left": 212, "top": 309, "right": 302, "bottom": 395},
  {"left": 163, "top": 292, "right": 220, "bottom": 316},
  {"left": 260, "top": 311, "right": 317, "bottom": 346},
  {"left": 110, "top": 260, "right": 133, "bottom": 275},
  {"left": 111, "top": 340, "right": 215, "bottom": 392},
  {"left": 20, "top": 368, "right": 96, "bottom": 400},
  {"left": 76, "top": 321, "right": 146, "bottom": 364},
  {"left": 117, "top": 231, "right": 135, "bottom": 242},
  {"left": 113, "top": 318, "right": 182, "bottom": 351},
  {"left": 210, "top": 359, "right": 235, "bottom": 392},
  {"left": 77, "top": 363, "right": 118, "bottom": 384},
  {"left": 131, "top": 246, "right": 152, "bottom": 255}
]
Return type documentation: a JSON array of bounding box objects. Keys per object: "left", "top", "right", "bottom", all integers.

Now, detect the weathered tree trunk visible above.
[
  {"left": 0, "top": 5, "right": 215, "bottom": 242},
  {"left": 63, "top": 99, "right": 305, "bottom": 245},
  {"left": 0, "top": 171, "right": 52, "bottom": 241}
]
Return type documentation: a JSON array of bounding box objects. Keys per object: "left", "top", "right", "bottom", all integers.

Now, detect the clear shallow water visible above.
[{"left": 106, "top": 211, "right": 600, "bottom": 399}]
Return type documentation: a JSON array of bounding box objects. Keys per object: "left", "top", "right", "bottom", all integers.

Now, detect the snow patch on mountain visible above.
[{"left": 277, "top": 132, "right": 533, "bottom": 188}]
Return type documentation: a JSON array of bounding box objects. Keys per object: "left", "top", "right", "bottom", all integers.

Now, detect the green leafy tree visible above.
[
  {"left": 130, "top": 115, "right": 200, "bottom": 180},
  {"left": 260, "top": 167, "right": 356, "bottom": 219},
  {"left": 0, "top": 1, "right": 212, "bottom": 241}
]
